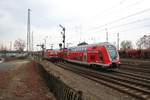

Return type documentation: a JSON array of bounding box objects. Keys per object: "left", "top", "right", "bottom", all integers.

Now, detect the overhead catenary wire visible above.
[
  {"left": 86, "top": 17, "right": 150, "bottom": 34},
  {"left": 103, "top": 17, "right": 150, "bottom": 31},
  {"left": 90, "top": 0, "right": 127, "bottom": 19},
  {"left": 86, "top": 0, "right": 145, "bottom": 25},
  {"left": 108, "top": 17, "right": 150, "bottom": 30},
  {"left": 118, "top": 24, "right": 150, "bottom": 33},
  {"left": 88, "top": 7, "right": 150, "bottom": 31},
  {"left": 27, "top": 0, "right": 148, "bottom": 35}
]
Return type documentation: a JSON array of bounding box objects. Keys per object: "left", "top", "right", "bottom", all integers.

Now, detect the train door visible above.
[
  {"left": 87, "top": 48, "right": 91, "bottom": 63},
  {"left": 83, "top": 53, "right": 87, "bottom": 62},
  {"left": 98, "top": 50, "right": 104, "bottom": 63},
  {"left": 87, "top": 47, "right": 97, "bottom": 63}
]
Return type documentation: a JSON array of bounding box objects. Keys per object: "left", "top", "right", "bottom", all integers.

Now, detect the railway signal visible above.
[
  {"left": 36, "top": 44, "right": 45, "bottom": 56},
  {"left": 59, "top": 43, "right": 62, "bottom": 50},
  {"left": 59, "top": 24, "right": 65, "bottom": 50},
  {"left": 50, "top": 44, "right": 54, "bottom": 50}
]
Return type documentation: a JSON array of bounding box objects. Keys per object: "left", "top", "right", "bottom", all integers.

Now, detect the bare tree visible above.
[
  {"left": 136, "top": 35, "right": 150, "bottom": 49},
  {"left": 14, "top": 39, "right": 25, "bottom": 52},
  {"left": 120, "top": 40, "right": 133, "bottom": 50}
]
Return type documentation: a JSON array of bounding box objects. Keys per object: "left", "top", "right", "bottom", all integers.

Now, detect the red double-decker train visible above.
[{"left": 44, "top": 42, "right": 120, "bottom": 69}]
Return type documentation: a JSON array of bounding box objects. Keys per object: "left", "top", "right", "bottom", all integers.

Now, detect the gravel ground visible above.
[
  {"left": 40, "top": 60, "right": 137, "bottom": 100},
  {"left": 0, "top": 60, "right": 56, "bottom": 100}
]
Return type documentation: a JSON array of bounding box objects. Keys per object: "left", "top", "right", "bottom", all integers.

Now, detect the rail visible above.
[{"left": 55, "top": 62, "right": 150, "bottom": 100}]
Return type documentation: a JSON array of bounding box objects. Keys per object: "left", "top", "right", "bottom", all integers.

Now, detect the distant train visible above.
[
  {"left": 119, "top": 49, "right": 150, "bottom": 59},
  {"left": 44, "top": 42, "right": 120, "bottom": 70}
]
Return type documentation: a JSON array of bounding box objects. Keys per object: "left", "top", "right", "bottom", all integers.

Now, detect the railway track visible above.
[
  {"left": 120, "top": 65, "right": 150, "bottom": 75},
  {"left": 115, "top": 70, "right": 150, "bottom": 82},
  {"left": 64, "top": 63, "right": 150, "bottom": 89},
  {"left": 55, "top": 62, "right": 150, "bottom": 100},
  {"left": 122, "top": 63, "right": 150, "bottom": 68},
  {"left": 119, "top": 68, "right": 150, "bottom": 78},
  {"left": 65, "top": 63, "right": 150, "bottom": 88},
  {"left": 64, "top": 62, "right": 150, "bottom": 80}
]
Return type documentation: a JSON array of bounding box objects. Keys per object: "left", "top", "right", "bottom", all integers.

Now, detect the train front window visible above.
[{"left": 106, "top": 45, "right": 117, "bottom": 60}]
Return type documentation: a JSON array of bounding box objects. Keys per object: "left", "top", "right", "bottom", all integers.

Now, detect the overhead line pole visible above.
[
  {"left": 32, "top": 31, "right": 33, "bottom": 51},
  {"left": 27, "top": 9, "right": 31, "bottom": 52},
  {"left": 117, "top": 33, "right": 120, "bottom": 50},
  {"left": 105, "top": 28, "right": 108, "bottom": 42}
]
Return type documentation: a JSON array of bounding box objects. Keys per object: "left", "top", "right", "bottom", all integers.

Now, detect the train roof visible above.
[{"left": 68, "top": 42, "right": 112, "bottom": 49}]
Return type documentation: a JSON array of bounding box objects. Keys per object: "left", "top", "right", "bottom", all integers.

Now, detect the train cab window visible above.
[{"left": 106, "top": 45, "right": 117, "bottom": 60}]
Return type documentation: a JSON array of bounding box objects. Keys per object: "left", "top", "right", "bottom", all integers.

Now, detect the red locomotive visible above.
[
  {"left": 44, "top": 49, "right": 60, "bottom": 61},
  {"left": 44, "top": 42, "right": 120, "bottom": 69}
]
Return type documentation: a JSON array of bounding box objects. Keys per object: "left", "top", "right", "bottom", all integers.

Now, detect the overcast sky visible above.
[{"left": 0, "top": 0, "right": 150, "bottom": 50}]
